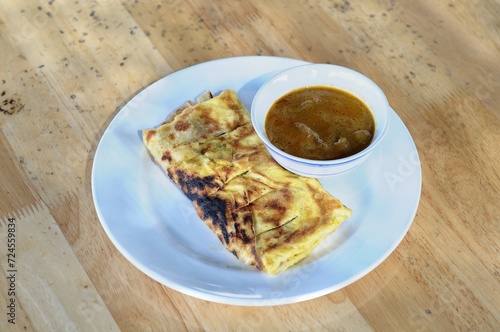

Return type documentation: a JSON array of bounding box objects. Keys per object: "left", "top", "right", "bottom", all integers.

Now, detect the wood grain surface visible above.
[{"left": 0, "top": 0, "right": 499, "bottom": 331}]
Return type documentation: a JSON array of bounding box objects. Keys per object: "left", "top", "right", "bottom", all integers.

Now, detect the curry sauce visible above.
[{"left": 265, "top": 86, "right": 375, "bottom": 160}]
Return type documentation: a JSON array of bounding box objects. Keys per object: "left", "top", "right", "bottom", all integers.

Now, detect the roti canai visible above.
[{"left": 142, "top": 89, "right": 351, "bottom": 274}]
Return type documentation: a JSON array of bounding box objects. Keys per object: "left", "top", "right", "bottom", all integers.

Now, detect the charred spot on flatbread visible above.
[
  {"left": 170, "top": 169, "right": 221, "bottom": 200},
  {"left": 194, "top": 195, "right": 230, "bottom": 244}
]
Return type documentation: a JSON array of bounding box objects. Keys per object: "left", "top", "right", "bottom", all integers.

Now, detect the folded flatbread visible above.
[{"left": 142, "top": 89, "right": 351, "bottom": 274}]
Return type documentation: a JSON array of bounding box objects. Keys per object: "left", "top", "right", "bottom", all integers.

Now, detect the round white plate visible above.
[{"left": 92, "top": 56, "right": 422, "bottom": 306}]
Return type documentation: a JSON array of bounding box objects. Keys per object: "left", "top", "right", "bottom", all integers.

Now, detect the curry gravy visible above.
[{"left": 265, "top": 86, "right": 375, "bottom": 160}]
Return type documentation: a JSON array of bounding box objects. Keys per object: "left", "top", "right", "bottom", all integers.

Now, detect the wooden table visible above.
[{"left": 1, "top": 0, "right": 499, "bottom": 330}]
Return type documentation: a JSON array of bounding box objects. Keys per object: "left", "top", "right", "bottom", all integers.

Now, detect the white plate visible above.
[{"left": 92, "top": 56, "right": 422, "bottom": 306}]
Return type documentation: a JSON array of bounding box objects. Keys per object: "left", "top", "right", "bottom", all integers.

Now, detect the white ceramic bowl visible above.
[{"left": 251, "top": 63, "right": 391, "bottom": 177}]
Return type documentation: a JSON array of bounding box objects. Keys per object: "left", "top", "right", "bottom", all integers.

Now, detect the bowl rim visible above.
[{"left": 251, "top": 63, "right": 391, "bottom": 166}]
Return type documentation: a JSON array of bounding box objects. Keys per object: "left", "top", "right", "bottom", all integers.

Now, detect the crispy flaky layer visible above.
[{"left": 142, "top": 89, "right": 351, "bottom": 274}]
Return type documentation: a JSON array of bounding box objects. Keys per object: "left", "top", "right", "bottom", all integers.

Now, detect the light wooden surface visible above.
[{"left": 1, "top": 0, "right": 499, "bottom": 331}]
